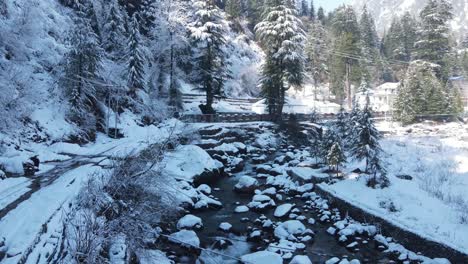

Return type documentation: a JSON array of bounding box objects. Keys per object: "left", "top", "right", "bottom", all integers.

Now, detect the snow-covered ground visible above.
[{"left": 320, "top": 121, "right": 468, "bottom": 254}]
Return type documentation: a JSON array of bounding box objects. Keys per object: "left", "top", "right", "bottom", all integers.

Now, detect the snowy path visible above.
[{"left": 0, "top": 163, "right": 104, "bottom": 263}]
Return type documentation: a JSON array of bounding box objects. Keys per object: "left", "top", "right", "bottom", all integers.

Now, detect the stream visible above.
[{"left": 164, "top": 124, "right": 396, "bottom": 263}]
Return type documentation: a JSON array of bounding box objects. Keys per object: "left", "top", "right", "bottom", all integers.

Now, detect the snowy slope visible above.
[{"left": 351, "top": 0, "right": 468, "bottom": 41}]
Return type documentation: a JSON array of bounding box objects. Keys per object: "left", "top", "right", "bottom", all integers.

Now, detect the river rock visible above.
[
  {"left": 274, "top": 203, "right": 294, "bottom": 218},
  {"left": 234, "top": 176, "right": 258, "bottom": 193},
  {"left": 176, "top": 215, "right": 203, "bottom": 230},
  {"left": 240, "top": 251, "right": 283, "bottom": 264},
  {"left": 168, "top": 230, "right": 200, "bottom": 248},
  {"left": 290, "top": 255, "right": 312, "bottom": 264}
]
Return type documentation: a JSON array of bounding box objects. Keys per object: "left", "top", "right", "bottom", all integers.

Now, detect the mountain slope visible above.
[{"left": 351, "top": 0, "right": 468, "bottom": 41}]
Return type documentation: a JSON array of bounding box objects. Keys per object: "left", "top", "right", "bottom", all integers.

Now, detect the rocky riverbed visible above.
[{"left": 157, "top": 123, "right": 451, "bottom": 264}]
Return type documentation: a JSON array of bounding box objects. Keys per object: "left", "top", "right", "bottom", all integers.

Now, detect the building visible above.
[{"left": 355, "top": 82, "right": 399, "bottom": 113}]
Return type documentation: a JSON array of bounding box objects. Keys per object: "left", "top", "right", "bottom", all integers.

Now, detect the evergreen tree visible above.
[
  {"left": 320, "top": 129, "right": 340, "bottom": 163},
  {"left": 189, "top": 0, "right": 228, "bottom": 114},
  {"left": 359, "top": 5, "right": 380, "bottom": 83},
  {"left": 384, "top": 13, "right": 417, "bottom": 62},
  {"left": 367, "top": 152, "right": 388, "bottom": 188},
  {"left": 300, "top": 0, "right": 308, "bottom": 17},
  {"left": 327, "top": 142, "right": 346, "bottom": 176},
  {"left": 102, "top": 0, "right": 126, "bottom": 55},
  {"left": 306, "top": 20, "right": 329, "bottom": 100},
  {"left": 309, "top": 0, "right": 315, "bottom": 21},
  {"left": 334, "top": 107, "right": 348, "bottom": 141},
  {"left": 226, "top": 0, "right": 242, "bottom": 18},
  {"left": 349, "top": 96, "right": 383, "bottom": 171},
  {"left": 329, "top": 5, "right": 362, "bottom": 108},
  {"left": 256, "top": 0, "right": 305, "bottom": 120},
  {"left": 445, "top": 81, "right": 464, "bottom": 114},
  {"left": 62, "top": 3, "right": 103, "bottom": 129},
  {"left": 317, "top": 6, "right": 325, "bottom": 24},
  {"left": 139, "top": 0, "right": 158, "bottom": 36},
  {"left": 126, "top": 14, "right": 146, "bottom": 99},
  {"left": 393, "top": 60, "right": 445, "bottom": 124},
  {"left": 414, "top": 0, "right": 453, "bottom": 80}
]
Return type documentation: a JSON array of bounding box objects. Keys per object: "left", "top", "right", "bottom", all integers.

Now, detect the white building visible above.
[{"left": 355, "top": 82, "right": 399, "bottom": 112}]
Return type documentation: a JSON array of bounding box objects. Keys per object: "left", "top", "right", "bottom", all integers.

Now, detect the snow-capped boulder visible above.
[
  {"left": 234, "top": 205, "right": 250, "bottom": 213},
  {"left": 274, "top": 204, "right": 294, "bottom": 218},
  {"left": 176, "top": 215, "right": 203, "bottom": 230},
  {"left": 248, "top": 194, "right": 276, "bottom": 211},
  {"left": 168, "top": 230, "right": 200, "bottom": 248},
  {"left": 241, "top": 251, "right": 283, "bottom": 264},
  {"left": 219, "top": 222, "right": 232, "bottom": 232},
  {"left": 290, "top": 255, "right": 312, "bottom": 264},
  {"left": 234, "top": 176, "right": 259, "bottom": 193},
  {"left": 274, "top": 220, "right": 307, "bottom": 240},
  {"left": 163, "top": 145, "right": 224, "bottom": 183}
]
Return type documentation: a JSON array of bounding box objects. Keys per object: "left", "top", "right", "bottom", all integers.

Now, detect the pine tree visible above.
[
  {"left": 349, "top": 97, "right": 383, "bottom": 171},
  {"left": 329, "top": 5, "right": 362, "bottom": 108},
  {"left": 62, "top": 3, "right": 103, "bottom": 129},
  {"left": 306, "top": 20, "right": 329, "bottom": 100},
  {"left": 334, "top": 107, "right": 348, "bottom": 142},
  {"left": 317, "top": 6, "right": 325, "bottom": 24},
  {"left": 359, "top": 5, "right": 380, "bottom": 83},
  {"left": 367, "top": 152, "right": 388, "bottom": 188},
  {"left": 256, "top": 0, "right": 305, "bottom": 120},
  {"left": 327, "top": 142, "right": 346, "bottom": 176},
  {"left": 414, "top": 0, "right": 453, "bottom": 80},
  {"left": 309, "top": 0, "right": 315, "bottom": 21},
  {"left": 189, "top": 0, "right": 228, "bottom": 114},
  {"left": 319, "top": 129, "right": 339, "bottom": 163},
  {"left": 393, "top": 60, "right": 445, "bottom": 124},
  {"left": 226, "top": 0, "right": 242, "bottom": 19},
  {"left": 102, "top": 0, "right": 126, "bottom": 55},
  {"left": 300, "top": 0, "right": 308, "bottom": 17},
  {"left": 139, "top": 0, "right": 158, "bottom": 36},
  {"left": 126, "top": 14, "right": 146, "bottom": 99},
  {"left": 445, "top": 81, "right": 464, "bottom": 114}
]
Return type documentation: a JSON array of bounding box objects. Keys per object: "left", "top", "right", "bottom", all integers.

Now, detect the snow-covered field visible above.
[{"left": 320, "top": 121, "right": 468, "bottom": 254}]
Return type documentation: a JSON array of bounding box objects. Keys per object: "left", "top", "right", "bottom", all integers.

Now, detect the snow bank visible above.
[{"left": 163, "top": 145, "right": 223, "bottom": 181}]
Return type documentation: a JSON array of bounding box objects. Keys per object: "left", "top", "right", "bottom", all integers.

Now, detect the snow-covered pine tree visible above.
[
  {"left": 327, "top": 142, "right": 346, "bottom": 177},
  {"left": 319, "top": 129, "right": 340, "bottom": 163},
  {"left": 349, "top": 96, "right": 383, "bottom": 172},
  {"left": 256, "top": 0, "right": 305, "bottom": 120},
  {"left": 189, "top": 0, "right": 228, "bottom": 114},
  {"left": 126, "top": 14, "right": 146, "bottom": 99},
  {"left": 334, "top": 107, "right": 348, "bottom": 143},
  {"left": 139, "top": 0, "right": 158, "bottom": 36},
  {"left": 393, "top": 60, "right": 447, "bottom": 124},
  {"left": 62, "top": 3, "right": 103, "bottom": 131},
  {"left": 102, "top": 0, "right": 126, "bottom": 55},
  {"left": 357, "top": 78, "right": 370, "bottom": 93},
  {"left": 445, "top": 81, "right": 464, "bottom": 114},
  {"left": 414, "top": 0, "right": 453, "bottom": 80},
  {"left": 226, "top": 0, "right": 242, "bottom": 19},
  {"left": 367, "top": 151, "right": 388, "bottom": 188},
  {"left": 384, "top": 13, "right": 417, "bottom": 63}
]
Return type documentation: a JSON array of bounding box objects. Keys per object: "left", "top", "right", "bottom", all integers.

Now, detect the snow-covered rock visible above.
[
  {"left": 219, "top": 222, "right": 232, "bottom": 232},
  {"left": 274, "top": 220, "right": 307, "bottom": 240},
  {"left": 164, "top": 145, "right": 223, "bottom": 182},
  {"left": 234, "top": 176, "right": 259, "bottom": 193},
  {"left": 248, "top": 194, "right": 276, "bottom": 210},
  {"left": 168, "top": 230, "right": 200, "bottom": 248},
  {"left": 176, "top": 214, "right": 203, "bottom": 230},
  {"left": 235, "top": 205, "right": 250, "bottom": 213},
  {"left": 241, "top": 251, "right": 283, "bottom": 264},
  {"left": 274, "top": 203, "right": 294, "bottom": 218},
  {"left": 290, "top": 255, "right": 312, "bottom": 264}
]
